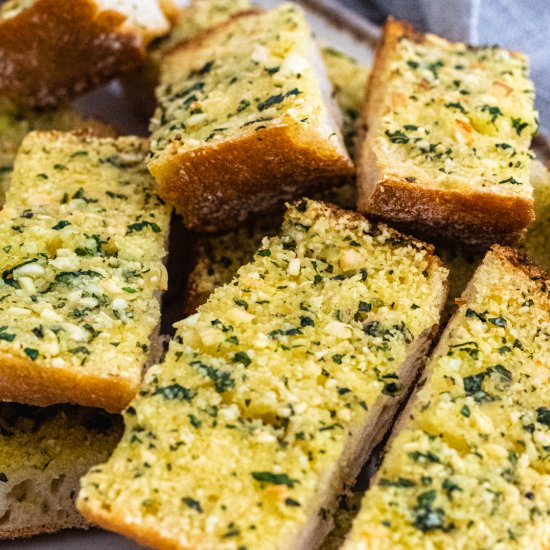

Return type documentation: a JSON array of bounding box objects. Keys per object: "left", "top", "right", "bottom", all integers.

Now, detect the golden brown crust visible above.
[
  {"left": 359, "top": 176, "right": 534, "bottom": 246},
  {"left": 78, "top": 499, "right": 191, "bottom": 550},
  {"left": 149, "top": 125, "right": 354, "bottom": 233},
  {"left": 0, "top": 352, "right": 137, "bottom": 413},
  {"left": 357, "top": 18, "right": 535, "bottom": 247},
  {"left": 0, "top": 0, "right": 149, "bottom": 107}
]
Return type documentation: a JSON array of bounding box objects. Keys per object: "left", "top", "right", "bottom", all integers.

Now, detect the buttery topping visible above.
[
  {"left": 345, "top": 247, "right": 550, "bottom": 549},
  {"left": 150, "top": 3, "right": 346, "bottom": 159},
  {"left": 79, "top": 199, "right": 447, "bottom": 549},
  {"left": 374, "top": 29, "right": 537, "bottom": 194}
]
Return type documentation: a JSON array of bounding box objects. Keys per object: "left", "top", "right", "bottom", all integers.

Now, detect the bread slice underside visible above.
[
  {"left": 78, "top": 199, "right": 448, "bottom": 550},
  {"left": 0, "top": 0, "right": 175, "bottom": 107},
  {"left": 0, "top": 403, "right": 122, "bottom": 539},
  {"left": 358, "top": 18, "right": 538, "bottom": 247},
  {"left": 0, "top": 131, "right": 171, "bottom": 413},
  {"left": 344, "top": 245, "right": 550, "bottom": 549},
  {"left": 148, "top": 3, "right": 354, "bottom": 232}
]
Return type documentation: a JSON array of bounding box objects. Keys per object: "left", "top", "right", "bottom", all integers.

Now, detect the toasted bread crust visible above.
[
  {"left": 0, "top": 353, "right": 137, "bottom": 413},
  {"left": 149, "top": 125, "right": 354, "bottom": 232},
  {"left": 77, "top": 500, "right": 193, "bottom": 550},
  {"left": 357, "top": 19, "right": 535, "bottom": 247},
  {"left": 359, "top": 175, "right": 533, "bottom": 246},
  {"left": 0, "top": 0, "right": 150, "bottom": 107}
]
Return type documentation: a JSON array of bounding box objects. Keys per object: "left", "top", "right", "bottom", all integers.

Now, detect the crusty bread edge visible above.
[
  {"left": 0, "top": 353, "right": 137, "bottom": 413},
  {"left": 362, "top": 176, "right": 533, "bottom": 246},
  {"left": 149, "top": 124, "right": 354, "bottom": 232},
  {"left": 78, "top": 499, "right": 194, "bottom": 550},
  {"left": 357, "top": 18, "right": 535, "bottom": 246}
]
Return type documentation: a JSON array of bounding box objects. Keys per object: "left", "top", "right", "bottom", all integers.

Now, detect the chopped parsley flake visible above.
[{"left": 251, "top": 471, "right": 298, "bottom": 487}]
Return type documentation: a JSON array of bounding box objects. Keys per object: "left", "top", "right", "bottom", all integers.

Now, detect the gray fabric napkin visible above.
[{"left": 347, "top": 0, "right": 550, "bottom": 135}]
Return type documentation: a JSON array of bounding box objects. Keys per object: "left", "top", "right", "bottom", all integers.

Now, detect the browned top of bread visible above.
[{"left": 0, "top": 0, "right": 173, "bottom": 107}]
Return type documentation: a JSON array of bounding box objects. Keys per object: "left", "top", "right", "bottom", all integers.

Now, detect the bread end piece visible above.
[{"left": 0, "top": 0, "right": 173, "bottom": 107}]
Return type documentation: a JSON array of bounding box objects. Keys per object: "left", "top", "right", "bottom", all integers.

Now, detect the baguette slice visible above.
[
  {"left": 0, "top": 0, "right": 176, "bottom": 107},
  {"left": 0, "top": 132, "right": 170, "bottom": 412},
  {"left": 344, "top": 246, "right": 550, "bottom": 549},
  {"left": 149, "top": 3, "right": 354, "bottom": 232},
  {"left": 0, "top": 99, "right": 115, "bottom": 204},
  {"left": 78, "top": 199, "right": 448, "bottom": 550},
  {"left": 358, "top": 19, "right": 538, "bottom": 246},
  {"left": 0, "top": 403, "right": 122, "bottom": 539}
]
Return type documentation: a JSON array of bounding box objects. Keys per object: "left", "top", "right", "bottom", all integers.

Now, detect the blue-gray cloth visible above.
[{"left": 347, "top": 0, "right": 550, "bottom": 135}]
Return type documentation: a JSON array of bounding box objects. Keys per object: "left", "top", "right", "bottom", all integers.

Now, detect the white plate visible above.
[{"left": 10, "top": 1, "right": 377, "bottom": 548}]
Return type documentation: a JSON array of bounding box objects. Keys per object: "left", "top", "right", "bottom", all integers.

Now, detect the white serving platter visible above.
[{"left": 5, "top": 1, "right": 378, "bottom": 548}]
